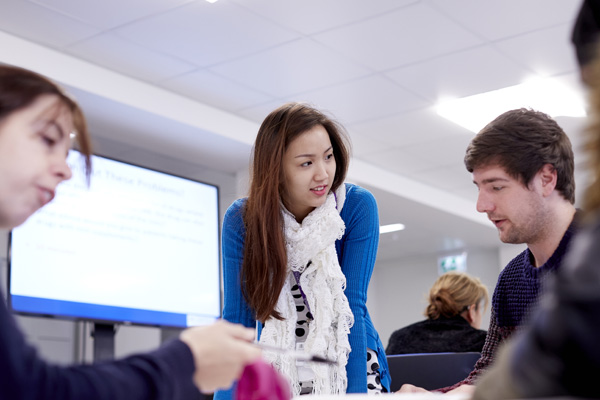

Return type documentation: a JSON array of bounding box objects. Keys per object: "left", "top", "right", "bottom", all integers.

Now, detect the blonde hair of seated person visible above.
[{"left": 426, "top": 271, "right": 489, "bottom": 329}]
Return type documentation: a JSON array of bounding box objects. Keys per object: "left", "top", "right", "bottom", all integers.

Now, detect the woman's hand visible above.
[{"left": 180, "top": 320, "right": 261, "bottom": 393}]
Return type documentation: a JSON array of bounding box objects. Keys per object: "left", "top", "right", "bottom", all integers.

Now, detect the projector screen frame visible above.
[{"left": 7, "top": 151, "right": 222, "bottom": 332}]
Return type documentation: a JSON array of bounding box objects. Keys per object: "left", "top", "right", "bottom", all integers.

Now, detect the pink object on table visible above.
[{"left": 235, "top": 359, "right": 291, "bottom": 400}]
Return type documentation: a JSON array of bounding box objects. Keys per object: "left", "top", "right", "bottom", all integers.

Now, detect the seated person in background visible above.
[
  {"left": 0, "top": 64, "right": 261, "bottom": 400},
  {"left": 386, "top": 271, "right": 489, "bottom": 355}
]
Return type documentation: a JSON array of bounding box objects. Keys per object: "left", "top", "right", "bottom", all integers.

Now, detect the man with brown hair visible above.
[
  {"left": 400, "top": 108, "right": 578, "bottom": 395},
  {"left": 471, "top": 3, "right": 600, "bottom": 396}
]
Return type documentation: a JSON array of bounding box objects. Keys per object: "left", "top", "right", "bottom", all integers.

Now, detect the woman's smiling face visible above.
[{"left": 281, "top": 124, "right": 336, "bottom": 223}]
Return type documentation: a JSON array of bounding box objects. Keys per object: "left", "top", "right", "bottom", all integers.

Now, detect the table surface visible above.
[{"left": 305, "top": 394, "right": 471, "bottom": 400}]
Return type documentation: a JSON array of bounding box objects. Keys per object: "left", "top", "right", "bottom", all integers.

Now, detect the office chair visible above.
[{"left": 387, "top": 352, "right": 480, "bottom": 392}]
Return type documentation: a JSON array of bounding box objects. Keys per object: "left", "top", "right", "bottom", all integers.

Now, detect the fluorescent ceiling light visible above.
[
  {"left": 379, "top": 223, "right": 405, "bottom": 234},
  {"left": 205, "top": 0, "right": 218, "bottom": 3},
  {"left": 436, "top": 78, "right": 587, "bottom": 133}
]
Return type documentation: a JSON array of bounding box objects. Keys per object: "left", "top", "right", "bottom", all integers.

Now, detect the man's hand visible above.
[
  {"left": 397, "top": 383, "right": 429, "bottom": 393},
  {"left": 445, "top": 384, "right": 475, "bottom": 396}
]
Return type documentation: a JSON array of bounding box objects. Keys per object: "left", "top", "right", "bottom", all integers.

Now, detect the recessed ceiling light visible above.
[
  {"left": 436, "top": 77, "right": 587, "bottom": 133},
  {"left": 379, "top": 223, "right": 405, "bottom": 234},
  {"left": 205, "top": 0, "right": 218, "bottom": 3}
]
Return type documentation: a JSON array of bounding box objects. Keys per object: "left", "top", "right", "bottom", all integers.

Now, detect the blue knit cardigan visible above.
[{"left": 215, "top": 183, "right": 390, "bottom": 399}]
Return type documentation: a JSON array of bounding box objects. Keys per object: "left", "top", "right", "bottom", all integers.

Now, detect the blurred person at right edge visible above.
[{"left": 472, "top": 1, "right": 600, "bottom": 398}]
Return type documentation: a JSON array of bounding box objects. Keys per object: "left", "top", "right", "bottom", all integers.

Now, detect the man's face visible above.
[{"left": 472, "top": 164, "right": 550, "bottom": 245}]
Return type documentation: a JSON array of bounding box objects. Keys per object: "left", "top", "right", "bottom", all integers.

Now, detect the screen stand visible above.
[{"left": 92, "top": 323, "right": 115, "bottom": 361}]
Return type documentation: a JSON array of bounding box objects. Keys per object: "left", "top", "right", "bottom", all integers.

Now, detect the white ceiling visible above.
[{"left": 0, "top": 0, "right": 589, "bottom": 262}]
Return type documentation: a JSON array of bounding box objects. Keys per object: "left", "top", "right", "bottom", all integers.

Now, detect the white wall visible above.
[
  {"left": 368, "top": 247, "right": 506, "bottom": 350},
  {"left": 499, "top": 243, "right": 528, "bottom": 269}
]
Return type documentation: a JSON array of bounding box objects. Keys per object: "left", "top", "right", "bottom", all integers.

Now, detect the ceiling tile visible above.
[
  {"left": 230, "top": 0, "right": 417, "bottom": 35},
  {"left": 495, "top": 24, "right": 579, "bottom": 77},
  {"left": 160, "top": 69, "right": 275, "bottom": 113},
  {"left": 0, "top": 0, "right": 99, "bottom": 47},
  {"left": 551, "top": 72, "right": 588, "bottom": 101},
  {"left": 450, "top": 185, "right": 479, "bottom": 202},
  {"left": 209, "top": 38, "right": 370, "bottom": 97},
  {"left": 0, "top": 0, "right": 587, "bottom": 262},
  {"left": 413, "top": 164, "right": 473, "bottom": 191},
  {"left": 385, "top": 46, "right": 530, "bottom": 102},
  {"left": 66, "top": 33, "right": 196, "bottom": 83},
  {"left": 292, "top": 75, "right": 429, "bottom": 125},
  {"left": 402, "top": 134, "right": 473, "bottom": 170},
  {"left": 236, "top": 74, "right": 431, "bottom": 126},
  {"left": 359, "top": 147, "right": 435, "bottom": 176},
  {"left": 68, "top": 86, "right": 252, "bottom": 173},
  {"left": 31, "top": 0, "right": 193, "bottom": 29},
  {"left": 237, "top": 100, "right": 286, "bottom": 124},
  {"left": 555, "top": 114, "right": 588, "bottom": 160},
  {"left": 349, "top": 108, "right": 471, "bottom": 147},
  {"left": 347, "top": 131, "right": 390, "bottom": 158},
  {"left": 112, "top": 147, "right": 210, "bottom": 178},
  {"left": 313, "top": 2, "right": 482, "bottom": 71},
  {"left": 113, "top": 1, "right": 299, "bottom": 67},
  {"left": 92, "top": 136, "right": 134, "bottom": 160},
  {"left": 430, "top": 0, "right": 582, "bottom": 41}
]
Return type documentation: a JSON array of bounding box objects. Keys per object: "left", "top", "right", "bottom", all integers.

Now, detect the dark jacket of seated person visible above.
[{"left": 386, "top": 271, "right": 489, "bottom": 355}]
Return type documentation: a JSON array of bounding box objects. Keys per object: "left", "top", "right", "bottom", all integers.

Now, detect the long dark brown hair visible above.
[
  {"left": 242, "top": 102, "right": 350, "bottom": 322},
  {"left": 0, "top": 65, "right": 93, "bottom": 177}
]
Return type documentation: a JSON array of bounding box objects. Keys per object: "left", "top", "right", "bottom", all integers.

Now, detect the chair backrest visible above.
[{"left": 387, "top": 352, "right": 480, "bottom": 392}]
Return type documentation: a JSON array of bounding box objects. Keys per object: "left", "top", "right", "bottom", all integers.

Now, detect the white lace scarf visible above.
[{"left": 260, "top": 185, "right": 354, "bottom": 396}]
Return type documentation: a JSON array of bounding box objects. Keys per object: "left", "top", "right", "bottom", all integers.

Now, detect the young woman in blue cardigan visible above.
[{"left": 217, "top": 102, "right": 390, "bottom": 398}]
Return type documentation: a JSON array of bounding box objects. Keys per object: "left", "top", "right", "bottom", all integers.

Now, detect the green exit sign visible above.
[{"left": 438, "top": 252, "right": 467, "bottom": 275}]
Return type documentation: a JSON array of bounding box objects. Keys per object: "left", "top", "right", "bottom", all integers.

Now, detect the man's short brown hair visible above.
[{"left": 464, "top": 108, "right": 575, "bottom": 204}]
